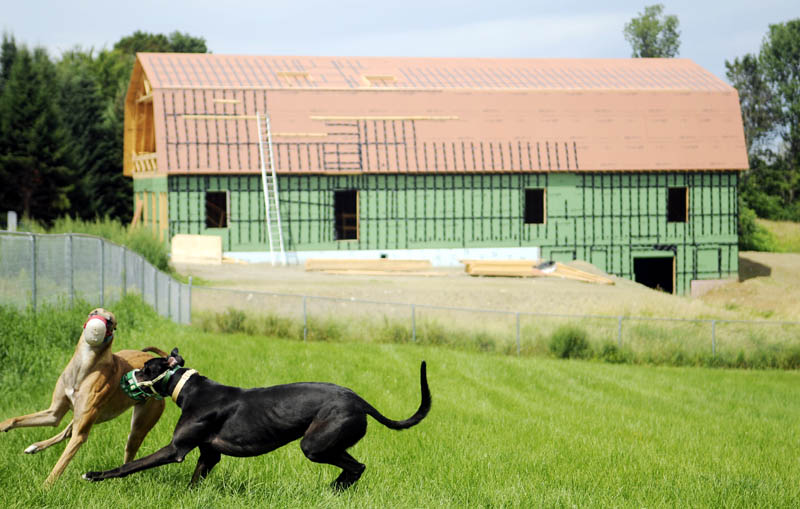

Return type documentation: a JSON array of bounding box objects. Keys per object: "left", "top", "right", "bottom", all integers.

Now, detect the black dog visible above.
[{"left": 83, "top": 348, "right": 430, "bottom": 489}]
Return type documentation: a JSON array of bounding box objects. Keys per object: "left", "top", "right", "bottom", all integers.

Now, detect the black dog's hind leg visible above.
[
  {"left": 327, "top": 451, "right": 366, "bottom": 490},
  {"left": 300, "top": 413, "right": 367, "bottom": 490},
  {"left": 190, "top": 445, "right": 221, "bottom": 486}
]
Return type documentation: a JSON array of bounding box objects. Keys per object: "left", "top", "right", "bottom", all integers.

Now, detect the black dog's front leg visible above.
[{"left": 83, "top": 442, "right": 193, "bottom": 481}]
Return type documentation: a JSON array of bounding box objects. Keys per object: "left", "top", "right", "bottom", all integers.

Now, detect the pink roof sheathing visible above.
[{"left": 126, "top": 53, "right": 749, "bottom": 176}]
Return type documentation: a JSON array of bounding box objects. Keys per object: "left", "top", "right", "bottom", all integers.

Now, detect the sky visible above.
[{"left": 2, "top": 1, "right": 798, "bottom": 82}]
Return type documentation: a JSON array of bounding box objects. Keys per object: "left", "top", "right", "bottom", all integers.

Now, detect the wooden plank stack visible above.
[
  {"left": 463, "top": 259, "right": 614, "bottom": 285},
  {"left": 461, "top": 259, "right": 546, "bottom": 277},
  {"left": 305, "top": 259, "right": 433, "bottom": 274}
]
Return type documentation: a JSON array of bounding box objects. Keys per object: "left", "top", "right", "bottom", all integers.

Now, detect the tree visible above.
[
  {"left": 0, "top": 32, "right": 17, "bottom": 96},
  {"left": 59, "top": 58, "right": 131, "bottom": 221},
  {"left": 728, "top": 18, "right": 800, "bottom": 221},
  {"left": 623, "top": 4, "right": 681, "bottom": 58},
  {"left": 760, "top": 20, "right": 800, "bottom": 178},
  {"left": 725, "top": 54, "right": 778, "bottom": 155},
  {"left": 113, "top": 30, "right": 207, "bottom": 55},
  {"left": 167, "top": 31, "right": 208, "bottom": 53},
  {"left": 0, "top": 46, "right": 75, "bottom": 223}
]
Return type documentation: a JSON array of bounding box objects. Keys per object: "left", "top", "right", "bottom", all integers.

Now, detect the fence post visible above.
[
  {"left": 188, "top": 276, "right": 193, "bottom": 325},
  {"left": 303, "top": 296, "right": 308, "bottom": 342},
  {"left": 411, "top": 304, "right": 416, "bottom": 342},
  {"left": 30, "top": 234, "right": 36, "bottom": 312},
  {"left": 99, "top": 239, "right": 105, "bottom": 307},
  {"left": 153, "top": 268, "right": 158, "bottom": 314},
  {"left": 121, "top": 247, "right": 127, "bottom": 298},
  {"left": 515, "top": 312, "right": 521, "bottom": 355},
  {"left": 618, "top": 316, "right": 623, "bottom": 347},
  {"left": 67, "top": 234, "right": 74, "bottom": 308},
  {"left": 711, "top": 320, "right": 716, "bottom": 356}
]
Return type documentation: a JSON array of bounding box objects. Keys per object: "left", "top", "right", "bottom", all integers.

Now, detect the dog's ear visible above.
[{"left": 167, "top": 348, "right": 185, "bottom": 368}]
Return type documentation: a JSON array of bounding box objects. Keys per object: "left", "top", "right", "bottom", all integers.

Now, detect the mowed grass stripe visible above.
[{"left": 1, "top": 305, "right": 800, "bottom": 507}]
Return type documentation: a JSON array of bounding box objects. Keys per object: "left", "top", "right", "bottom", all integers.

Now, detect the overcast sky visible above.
[{"left": 3, "top": 1, "right": 797, "bottom": 81}]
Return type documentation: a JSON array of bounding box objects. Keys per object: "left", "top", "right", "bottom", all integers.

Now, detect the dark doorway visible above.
[
  {"left": 206, "top": 191, "right": 228, "bottom": 228},
  {"left": 633, "top": 256, "right": 674, "bottom": 293},
  {"left": 524, "top": 188, "right": 545, "bottom": 224},
  {"left": 667, "top": 187, "right": 688, "bottom": 222},
  {"left": 334, "top": 190, "right": 358, "bottom": 240}
]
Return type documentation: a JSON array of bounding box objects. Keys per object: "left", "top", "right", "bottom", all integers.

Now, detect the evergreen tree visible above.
[
  {"left": 59, "top": 59, "right": 131, "bottom": 221},
  {"left": 0, "top": 46, "right": 75, "bottom": 223},
  {"left": 0, "top": 32, "right": 17, "bottom": 96}
]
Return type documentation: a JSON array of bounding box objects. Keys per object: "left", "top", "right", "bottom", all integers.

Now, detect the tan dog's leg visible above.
[
  {"left": 43, "top": 398, "right": 100, "bottom": 486},
  {"left": 124, "top": 399, "right": 165, "bottom": 462},
  {"left": 25, "top": 420, "right": 73, "bottom": 454},
  {"left": 0, "top": 379, "right": 71, "bottom": 432}
]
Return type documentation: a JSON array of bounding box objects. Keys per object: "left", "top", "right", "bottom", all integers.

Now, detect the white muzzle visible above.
[{"left": 83, "top": 317, "right": 109, "bottom": 346}]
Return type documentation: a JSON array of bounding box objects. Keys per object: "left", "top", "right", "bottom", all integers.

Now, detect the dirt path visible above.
[{"left": 173, "top": 253, "right": 800, "bottom": 321}]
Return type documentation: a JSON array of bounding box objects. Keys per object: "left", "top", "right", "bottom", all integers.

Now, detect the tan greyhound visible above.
[{"left": 0, "top": 308, "right": 167, "bottom": 485}]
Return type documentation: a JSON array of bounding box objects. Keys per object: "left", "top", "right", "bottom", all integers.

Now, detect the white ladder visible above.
[{"left": 256, "top": 112, "right": 286, "bottom": 266}]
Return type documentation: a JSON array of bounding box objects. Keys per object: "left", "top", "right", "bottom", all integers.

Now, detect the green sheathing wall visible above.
[
  {"left": 165, "top": 172, "right": 738, "bottom": 294},
  {"left": 132, "top": 177, "right": 168, "bottom": 239},
  {"left": 543, "top": 173, "right": 739, "bottom": 295}
]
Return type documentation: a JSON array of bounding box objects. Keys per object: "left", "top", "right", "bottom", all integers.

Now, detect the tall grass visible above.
[
  {"left": 192, "top": 307, "right": 800, "bottom": 370},
  {"left": 2, "top": 296, "right": 800, "bottom": 507},
  {"left": 756, "top": 218, "right": 800, "bottom": 253}
]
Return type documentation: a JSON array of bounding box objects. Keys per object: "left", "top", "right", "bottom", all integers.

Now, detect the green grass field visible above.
[{"left": 1, "top": 297, "right": 800, "bottom": 508}]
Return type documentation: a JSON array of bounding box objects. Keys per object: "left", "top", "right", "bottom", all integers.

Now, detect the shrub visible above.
[
  {"left": 548, "top": 325, "right": 590, "bottom": 359},
  {"left": 598, "top": 341, "right": 629, "bottom": 364},
  {"left": 739, "top": 204, "right": 777, "bottom": 251},
  {"left": 216, "top": 308, "right": 247, "bottom": 333}
]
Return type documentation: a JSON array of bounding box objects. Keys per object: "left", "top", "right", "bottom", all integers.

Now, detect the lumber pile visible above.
[
  {"left": 463, "top": 259, "right": 614, "bottom": 285},
  {"left": 543, "top": 262, "right": 614, "bottom": 285},
  {"left": 305, "top": 259, "right": 432, "bottom": 273},
  {"left": 462, "top": 259, "right": 545, "bottom": 277}
]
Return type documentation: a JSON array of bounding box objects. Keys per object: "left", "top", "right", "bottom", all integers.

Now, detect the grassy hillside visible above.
[
  {"left": 1, "top": 297, "right": 799, "bottom": 507},
  {"left": 756, "top": 218, "right": 800, "bottom": 253}
]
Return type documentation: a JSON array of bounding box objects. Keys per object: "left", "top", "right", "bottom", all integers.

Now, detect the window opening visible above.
[
  {"left": 524, "top": 188, "right": 545, "bottom": 224},
  {"left": 334, "top": 190, "right": 358, "bottom": 240},
  {"left": 667, "top": 187, "right": 688, "bottom": 222},
  {"left": 206, "top": 191, "right": 228, "bottom": 228}
]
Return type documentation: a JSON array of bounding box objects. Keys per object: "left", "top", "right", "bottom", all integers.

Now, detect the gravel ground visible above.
[{"left": 172, "top": 253, "right": 800, "bottom": 321}]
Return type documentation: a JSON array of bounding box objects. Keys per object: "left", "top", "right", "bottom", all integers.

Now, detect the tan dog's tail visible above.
[{"left": 141, "top": 346, "right": 168, "bottom": 357}]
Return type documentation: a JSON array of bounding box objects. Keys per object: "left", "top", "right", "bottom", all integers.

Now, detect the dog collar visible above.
[{"left": 171, "top": 369, "right": 198, "bottom": 403}]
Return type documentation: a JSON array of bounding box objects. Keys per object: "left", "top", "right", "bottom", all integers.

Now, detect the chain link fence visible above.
[
  {"left": 0, "top": 232, "right": 190, "bottom": 324},
  {"left": 190, "top": 286, "right": 800, "bottom": 361},
  {"left": 4, "top": 231, "right": 800, "bottom": 363}
]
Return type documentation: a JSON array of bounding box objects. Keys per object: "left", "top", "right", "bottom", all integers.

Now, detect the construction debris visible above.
[{"left": 463, "top": 259, "right": 614, "bottom": 285}]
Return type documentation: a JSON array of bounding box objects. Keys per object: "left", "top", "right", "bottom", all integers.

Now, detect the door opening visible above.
[{"left": 633, "top": 256, "right": 674, "bottom": 294}]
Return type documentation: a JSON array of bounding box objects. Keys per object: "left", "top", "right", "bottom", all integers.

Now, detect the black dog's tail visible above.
[{"left": 364, "top": 361, "right": 431, "bottom": 430}]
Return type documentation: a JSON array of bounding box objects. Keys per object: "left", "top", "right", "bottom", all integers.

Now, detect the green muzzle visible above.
[{"left": 120, "top": 367, "right": 180, "bottom": 401}]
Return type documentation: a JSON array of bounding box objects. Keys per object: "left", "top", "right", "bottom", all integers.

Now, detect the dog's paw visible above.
[
  {"left": 24, "top": 444, "right": 39, "bottom": 454},
  {"left": 82, "top": 472, "right": 103, "bottom": 482}
]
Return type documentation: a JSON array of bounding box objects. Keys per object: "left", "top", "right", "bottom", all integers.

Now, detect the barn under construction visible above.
[{"left": 124, "top": 53, "right": 749, "bottom": 294}]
